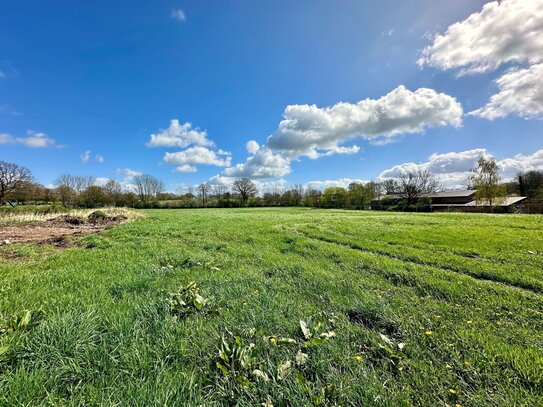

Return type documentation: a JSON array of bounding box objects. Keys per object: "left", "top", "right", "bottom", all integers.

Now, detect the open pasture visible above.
[{"left": 1, "top": 208, "right": 542, "bottom": 406}]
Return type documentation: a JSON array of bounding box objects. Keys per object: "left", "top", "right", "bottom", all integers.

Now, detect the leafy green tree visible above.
[
  {"left": 470, "top": 157, "right": 506, "bottom": 207},
  {"left": 348, "top": 183, "right": 365, "bottom": 209},
  {"left": 518, "top": 170, "right": 543, "bottom": 199},
  {"left": 321, "top": 187, "right": 348, "bottom": 208},
  {"left": 80, "top": 185, "right": 108, "bottom": 208}
]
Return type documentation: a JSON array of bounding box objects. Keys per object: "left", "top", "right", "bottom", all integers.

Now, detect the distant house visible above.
[{"left": 374, "top": 189, "right": 528, "bottom": 213}]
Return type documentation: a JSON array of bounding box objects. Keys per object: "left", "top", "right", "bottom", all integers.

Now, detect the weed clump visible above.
[{"left": 165, "top": 282, "right": 217, "bottom": 321}]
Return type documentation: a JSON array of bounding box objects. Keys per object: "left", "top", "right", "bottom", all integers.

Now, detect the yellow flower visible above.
[
  {"left": 425, "top": 331, "right": 433, "bottom": 336},
  {"left": 270, "top": 338, "right": 277, "bottom": 344},
  {"left": 242, "top": 302, "right": 248, "bottom": 306},
  {"left": 446, "top": 364, "right": 452, "bottom": 369},
  {"left": 355, "top": 355, "right": 362, "bottom": 362},
  {"left": 455, "top": 404, "right": 462, "bottom": 407},
  {"left": 466, "top": 320, "right": 473, "bottom": 324},
  {"left": 449, "top": 389, "right": 457, "bottom": 394}
]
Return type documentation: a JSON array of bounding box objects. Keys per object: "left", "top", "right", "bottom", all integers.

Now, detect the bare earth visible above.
[{"left": 0, "top": 216, "right": 121, "bottom": 247}]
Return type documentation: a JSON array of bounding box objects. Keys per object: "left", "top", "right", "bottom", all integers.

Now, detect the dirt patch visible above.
[{"left": 0, "top": 215, "right": 122, "bottom": 247}]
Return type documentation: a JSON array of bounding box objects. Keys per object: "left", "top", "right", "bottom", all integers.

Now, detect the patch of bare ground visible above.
[{"left": 0, "top": 214, "right": 124, "bottom": 247}]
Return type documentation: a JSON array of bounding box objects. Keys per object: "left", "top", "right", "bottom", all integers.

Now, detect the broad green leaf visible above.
[
  {"left": 216, "top": 361, "right": 229, "bottom": 376},
  {"left": 303, "top": 338, "right": 327, "bottom": 347}
]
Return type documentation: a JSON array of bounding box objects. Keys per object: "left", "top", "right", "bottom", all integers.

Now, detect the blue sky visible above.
[{"left": 1, "top": 0, "right": 542, "bottom": 191}]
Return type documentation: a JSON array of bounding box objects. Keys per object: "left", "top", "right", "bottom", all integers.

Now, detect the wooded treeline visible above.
[{"left": 1, "top": 158, "right": 542, "bottom": 211}]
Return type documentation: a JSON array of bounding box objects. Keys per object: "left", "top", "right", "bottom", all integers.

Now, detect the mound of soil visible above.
[
  {"left": 47, "top": 215, "right": 86, "bottom": 226},
  {"left": 0, "top": 214, "right": 122, "bottom": 248}
]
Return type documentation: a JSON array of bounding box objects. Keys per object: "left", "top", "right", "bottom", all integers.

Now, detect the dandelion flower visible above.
[
  {"left": 242, "top": 302, "right": 248, "bottom": 306},
  {"left": 425, "top": 331, "right": 433, "bottom": 336},
  {"left": 449, "top": 389, "right": 457, "bottom": 394},
  {"left": 270, "top": 338, "right": 277, "bottom": 344},
  {"left": 466, "top": 320, "right": 473, "bottom": 324},
  {"left": 446, "top": 364, "right": 452, "bottom": 369},
  {"left": 355, "top": 355, "right": 362, "bottom": 362}
]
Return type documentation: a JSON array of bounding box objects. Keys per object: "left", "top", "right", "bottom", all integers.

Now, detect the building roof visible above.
[
  {"left": 431, "top": 196, "right": 528, "bottom": 207},
  {"left": 464, "top": 196, "right": 528, "bottom": 207},
  {"left": 426, "top": 190, "right": 476, "bottom": 198},
  {"left": 377, "top": 189, "right": 476, "bottom": 201}
]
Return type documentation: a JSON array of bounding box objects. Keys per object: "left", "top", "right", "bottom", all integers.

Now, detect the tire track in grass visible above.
[{"left": 301, "top": 232, "right": 543, "bottom": 296}]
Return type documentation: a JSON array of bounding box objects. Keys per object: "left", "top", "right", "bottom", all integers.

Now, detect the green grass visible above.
[{"left": 1, "top": 208, "right": 543, "bottom": 406}]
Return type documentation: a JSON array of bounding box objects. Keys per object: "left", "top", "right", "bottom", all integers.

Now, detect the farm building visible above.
[{"left": 374, "top": 190, "right": 529, "bottom": 213}]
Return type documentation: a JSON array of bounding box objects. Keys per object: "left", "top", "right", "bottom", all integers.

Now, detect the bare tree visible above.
[
  {"left": 0, "top": 161, "right": 33, "bottom": 204},
  {"left": 213, "top": 183, "right": 227, "bottom": 206},
  {"left": 233, "top": 178, "right": 258, "bottom": 205},
  {"left": 133, "top": 174, "right": 165, "bottom": 203},
  {"left": 103, "top": 179, "right": 123, "bottom": 206},
  {"left": 74, "top": 176, "right": 95, "bottom": 193},
  {"left": 55, "top": 174, "right": 95, "bottom": 194},
  {"left": 55, "top": 174, "right": 78, "bottom": 190},
  {"left": 198, "top": 182, "right": 212, "bottom": 207},
  {"left": 294, "top": 183, "right": 304, "bottom": 197},
  {"left": 397, "top": 170, "right": 439, "bottom": 205},
  {"left": 381, "top": 179, "right": 399, "bottom": 195}
]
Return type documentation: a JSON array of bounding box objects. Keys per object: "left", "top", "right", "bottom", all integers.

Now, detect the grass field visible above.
[{"left": 1, "top": 208, "right": 542, "bottom": 406}]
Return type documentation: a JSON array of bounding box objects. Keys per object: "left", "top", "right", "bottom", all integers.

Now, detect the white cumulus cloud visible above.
[
  {"left": 498, "top": 149, "right": 543, "bottom": 179},
  {"left": 163, "top": 146, "right": 232, "bottom": 168},
  {"left": 266, "top": 85, "right": 463, "bottom": 158},
  {"left": 418, "top": 0, "right": 543, "bottom": 74},
  {"left": 469, "top": 64, "right": 543, "bottom": 119},
  {"left": 218, "top": 147, "right": 291, "bottom": 180},
  {"left": 246, "top": 140, "right": 260, "bottom": 154},
  {"left": 147, "top": 120, "right": 214, "bottom": 148},
  {"left": 419, "top": 0, "right": 543, "bottom": 120},
  {"left": 174, "top": 164, "right": 198, "bottom": 173},
  {"left": 116, "top": 168, "right": 142, "bottom": 180},
  {"left": 0, "top": 130, "right": 56, "bottom": 148}
]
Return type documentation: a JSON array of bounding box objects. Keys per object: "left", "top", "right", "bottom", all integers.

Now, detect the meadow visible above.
[{"left": 0, "top": 208, "right": 542, "bottom": 406}]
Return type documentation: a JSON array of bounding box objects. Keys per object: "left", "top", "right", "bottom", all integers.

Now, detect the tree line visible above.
[{"left": 1, "top": 158, "right": 542, "bottom": 211}]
